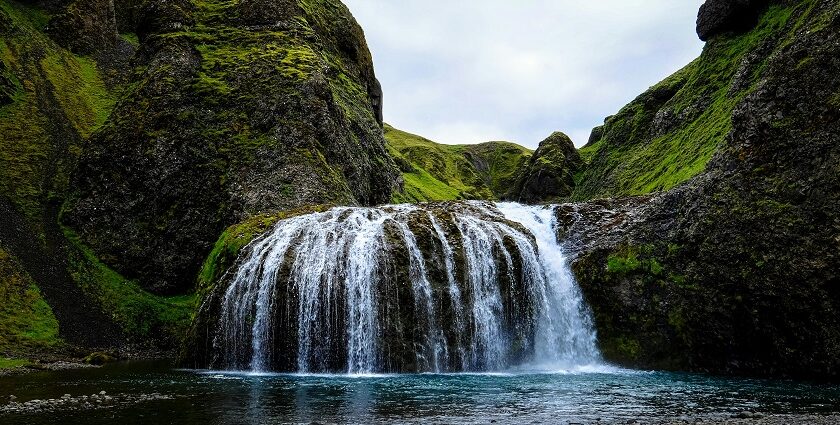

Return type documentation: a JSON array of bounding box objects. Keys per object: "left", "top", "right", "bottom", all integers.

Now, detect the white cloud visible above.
[{"left": 344, "top": 0, "right": 705, "bottom": 147}]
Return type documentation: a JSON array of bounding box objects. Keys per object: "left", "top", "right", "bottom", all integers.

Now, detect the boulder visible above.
[
  {"left": 696, "top": 0, "right": 770, "bottom": 41},
  {"left": 505, "top": 132, "right": 583, "bottom": 203}
]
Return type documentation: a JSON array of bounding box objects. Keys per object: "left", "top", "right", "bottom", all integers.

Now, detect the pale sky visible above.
[{"left": 343, "top": 0, "right": 706, "bottom": 148}]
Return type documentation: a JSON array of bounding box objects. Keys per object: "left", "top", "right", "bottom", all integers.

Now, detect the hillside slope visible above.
[
  {"left": 385, "top": 124, "right": 532, "bottom": 202},
  {"left": 566, "top": 0, "right": 840, "bottom": 380},
  {"left": 574, "top": 0, "right": 796, "bottom": 200}
]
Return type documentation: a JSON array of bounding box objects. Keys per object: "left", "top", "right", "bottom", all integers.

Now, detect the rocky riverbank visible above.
[{"left": 1, "top": 391, "right": 174, "bottom": 415}]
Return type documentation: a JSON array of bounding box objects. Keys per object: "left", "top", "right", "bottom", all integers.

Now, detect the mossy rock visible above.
[
  {"left": 83, "top": 351, "right": 117, "bottom": 365},
  {"left": 63, "top": 0, "right": 402, "bottom": 293}
]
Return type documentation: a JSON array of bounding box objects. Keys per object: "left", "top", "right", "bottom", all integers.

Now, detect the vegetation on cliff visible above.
[
  {"left": 385, "top": 124, "right": 532, "bottom": 203},
  {"left": 573, "top": 2, "right": 796, "bottom": 200},
  {"left": 0, "top": 247, "right": 61, "bottom": 357},
  {"left": 0, "top": 0, "right": 118, "bottom": 230},
  {"left": 568, "top": 0, "right": 840, "bottom": 380},
  {"left": 62, "top": 0, "right": 401, "bottom": 294}
]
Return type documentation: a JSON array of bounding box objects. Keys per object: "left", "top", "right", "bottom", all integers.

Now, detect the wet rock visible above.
[{"left": 83, "top": 352, "right": 117, "bottom": 365}]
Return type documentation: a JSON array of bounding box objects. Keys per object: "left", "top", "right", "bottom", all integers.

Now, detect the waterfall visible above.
[{"left": 210, "top": 202, "right": 600, "bottom": 374}]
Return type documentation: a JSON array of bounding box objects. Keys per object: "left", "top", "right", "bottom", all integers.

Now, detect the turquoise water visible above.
[{"left": 2, "top": 361, "right": 840, "bottom": 424}]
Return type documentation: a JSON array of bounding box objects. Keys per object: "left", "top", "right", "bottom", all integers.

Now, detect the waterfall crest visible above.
[{"left": 206, "top": 202, "right": 601, "bottom": 373}]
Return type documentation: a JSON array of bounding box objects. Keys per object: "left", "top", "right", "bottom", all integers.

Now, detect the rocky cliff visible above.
[
  {"left": 505, "top": 132, "right": 582, "bottom": 203},
  {"left": 565, "top": 0, "right": 840, "bottom": 380},
  {"left": 62, "top": 0, "right": 401, "bottom": 294},
  {"left": 0, "top": 0, "right": 401, "bottom": 362}
]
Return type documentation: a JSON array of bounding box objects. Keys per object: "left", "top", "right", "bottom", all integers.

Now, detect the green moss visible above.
[
  {"left": 0, "top": 247, "right": 61, "bottom": 353},
  {"left": 612, "top": 336, "right": 641, "bottom": 361},
  {"left": 606, "top": 244, "right": 687, "bottom": 287},
  {"left": 62, "top": 227, "right": 197, "bottom": 343},
  {"left": 385, "top": 124, "right": 531, "bottom": 202},
  {"left": 0, "top": 357, "right": 30, "bottom": 370},
  {"left": 197, "top": 204, "right": 333, "bottom": 293},
  {"left": 0, "top": 0, "right": 118, "bottom": 225},
  {"left": 574, "top": 3, "right": 803, "bottom": 200},
  {"left": 120, "top": 32, "right": 139, "bottom": 47},
  {"left": 577, "top": 139, "right": 602, "bottom": 165}
]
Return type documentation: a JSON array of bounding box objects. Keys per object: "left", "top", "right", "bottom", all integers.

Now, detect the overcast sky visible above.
[{"left": 343, "top": 0, "right": 706, "bottom": 148}]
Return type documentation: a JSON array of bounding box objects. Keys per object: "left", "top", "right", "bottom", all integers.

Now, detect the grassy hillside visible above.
[
  {"left": 0, "top": 247, "right": 61, "bottom": 363},
  {"left": 0, "top": 0, "right": 195, "bottom": 353},
  {"left": 574, "top": 3, "right": 802, "bottom": 200},
  {"left": 0, "top": 0, "right": 118, "bottom": 228},
  {"left": 385, "top": 124, "right": 531, "bottom": 203}
]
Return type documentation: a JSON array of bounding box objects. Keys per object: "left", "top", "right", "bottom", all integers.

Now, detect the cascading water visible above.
[{"left": 206, "top": 202, "right": 601, "bottom": 374}]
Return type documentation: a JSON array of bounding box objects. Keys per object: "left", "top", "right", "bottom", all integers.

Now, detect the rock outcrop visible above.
[
  {"left": 568, "top": 0, "right": 840, "bottom": 380},
  {"left": 64, "top": 0, "right": 402, "bottom": 293},
  {"left": 46, "top": 0, "right": 119, "bottom": 55},
  {"left": 506, "top": 132, "right": 582, "bottom": 203},
  {"left": 697, "top": 0, "right": 770, "bottom": 41}
]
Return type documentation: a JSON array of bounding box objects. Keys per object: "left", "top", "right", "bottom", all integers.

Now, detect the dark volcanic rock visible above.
[
  {"left": 585, "top": 125, "right": 603, "bottom": 147},
  {"left": 46, "top": 0, "right": 119, "bottom": 55},
  {"left": 64, "top": 0, "right": 402, "bottom": 294},
  {"left": 113, "top": 0, "right": 142, "bottom": 33},
  {"left": 697, "top": 0, "right": 770, "bottom": 41},
  {"left": 568, "top": 0, "right": 840, "bottom": 380},
  {"left": 237, "top": 0, "right": 299, "bottom": 26},
  {"left": 135, "top": 0, "right": 194, "bottom": 41},
  {"left": 506, "top": 132, "right": 583, "bottom": 203},
  {"left": 0, "top": 61, "right": 15, "bottom": 106}
]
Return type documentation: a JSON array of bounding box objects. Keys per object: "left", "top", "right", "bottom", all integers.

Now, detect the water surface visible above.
[{"left": 2, "top": 361, "right": 840, "bottom": 424}]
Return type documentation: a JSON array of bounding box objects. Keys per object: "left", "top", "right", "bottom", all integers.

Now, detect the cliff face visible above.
[
  {"left": 505, "top": 132, "right": 582, "bottom": 204},
  {"left": 1, "top": 0, "right": 401, "bottom": 357},
  {"left": 566, "top": 0, "right": 840, "bottom": 380},
  {"left": 63, "top": 0, "right": 401, "bottom": 294}
]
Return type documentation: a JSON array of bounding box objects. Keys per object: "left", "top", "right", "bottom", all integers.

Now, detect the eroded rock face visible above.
[
  {"left": 64, "top": 0, "right": 401, "bottom": 293},
  {"left": 567, "top": 0, "right": 840, "bottom": 380},
  {"left": 46, "top": 0, "right": 119, "bottom": 55},
  {"left": 506, "top": 132, "right": 583, "bottom": 203},
  {"left": 696, "top": 0, "right": 770, "bottom": 41}
]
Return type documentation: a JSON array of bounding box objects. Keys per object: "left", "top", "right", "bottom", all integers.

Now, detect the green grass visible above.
[
  {"left": 385, "top": 124, "right": 531, "bottom": 202},
  {"left": 573, "top": 3, "right": 804, "bottom": 200},
  {"left": 0, "top": 357, "right": 30, "bottom": 370},
  {"left": 62, "top": 228, "right": 197, "bottom": 343},
  {"left": 120, "top": 33, "right": 139, "bottom": 47},
  {"left": 0, "top": 247, "right": 62, "bottom": 353}
]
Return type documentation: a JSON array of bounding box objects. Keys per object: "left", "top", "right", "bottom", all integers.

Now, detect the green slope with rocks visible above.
[
  {"left": 565, "top": 0, "right": 840, "bottom": 380},
  {"left": 0, "top": 0, "right": 400, "bottom": 364},
  {"left": 385, "top": 124, "right": 532, "bottom": 203},
  {"left": 573, "top": 1, "right": 800, "bottom": 200}
]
